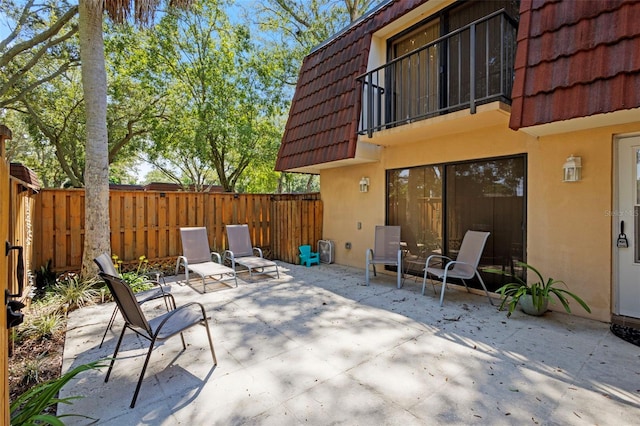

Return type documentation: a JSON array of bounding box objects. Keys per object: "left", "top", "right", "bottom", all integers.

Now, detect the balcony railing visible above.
[{"left": 357, "top": 10, "right": 518, "bottom": 138}]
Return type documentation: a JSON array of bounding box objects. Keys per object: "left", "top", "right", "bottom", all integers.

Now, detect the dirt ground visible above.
[{"left": 8, "top": 328, "right": 65, "bottom": 403}]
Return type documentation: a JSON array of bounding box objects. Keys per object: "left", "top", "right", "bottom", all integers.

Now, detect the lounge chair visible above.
[
  {"left": 299, "top": 245, "right": 320, "bottom": 267},
  {"left": 422, "top": 230, "right": 494, "bottom": 306},
  {"left": 365, "top": 225, "right": 402, "bottom": 288},
  {"left": 176, "top": 227, "right": 238, "bottom": 291},
  {"left": 99, "top": 272, "right": 217, "bottom": 408},
  {"left": 224, "top": 224, "right": 279, "bottom": 278},
  {"left": 94, "top": 253, "right": 173, "bottom": 349}
]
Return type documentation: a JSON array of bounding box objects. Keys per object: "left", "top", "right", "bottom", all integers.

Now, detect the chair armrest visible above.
[
  {"left": 366, "top": 248, "right": 374, "bottom": 260},
  {"left": 442, "top": 260, "right": 475, "bottom": 277},
  {"left": 223, "top": 250, "right": 235, "bottom": 261},
  {"left": 175, "top": 255, "right": 188, "bottom": 275},
  {"left": 210, "top": 252, "right": 222, "bottom": 264},
  {"left": 425, "top": 254, "right": 452, "bottom": 268},
  {"left": 253, "top": 247, "right": 263, "bottom": 258},
  {"left": 223, "top": 250, "right": 236, "bottom": 268}
]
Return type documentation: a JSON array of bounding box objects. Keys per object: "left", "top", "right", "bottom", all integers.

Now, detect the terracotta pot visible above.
[{"left": 519, "top": 294, "right": 549, "bottom": 316}]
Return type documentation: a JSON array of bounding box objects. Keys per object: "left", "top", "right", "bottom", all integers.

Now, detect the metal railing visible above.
[{"left": 357, "top": 10, "right": 518, "bottom": 137}]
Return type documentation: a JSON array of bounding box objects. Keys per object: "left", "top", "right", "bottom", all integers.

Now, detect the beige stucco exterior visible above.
[{"left": 320, "top": 104, "right": 640, "bottom": 322}]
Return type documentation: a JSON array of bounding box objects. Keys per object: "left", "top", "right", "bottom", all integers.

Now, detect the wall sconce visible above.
[
  {"left": 359, "top": 177, "right": 370, "bottom": 193},
  {"left": 562, "top": 155, "right": 582, "bottom": 182}
]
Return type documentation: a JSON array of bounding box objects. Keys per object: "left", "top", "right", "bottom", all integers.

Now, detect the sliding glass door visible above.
[{"left": 388, "top": 155, "right": 526, "bottom": 290}]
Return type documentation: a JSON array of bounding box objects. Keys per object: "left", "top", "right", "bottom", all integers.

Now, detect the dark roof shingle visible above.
[
  {"left": 276, "top": 0, "right": 428, "bottom": 171},
  {"left": 510, "top": 0, "right": 640, "bottom": 130},
  {"left": 10, "top": 163, "right": 41, "bottom": 190}
]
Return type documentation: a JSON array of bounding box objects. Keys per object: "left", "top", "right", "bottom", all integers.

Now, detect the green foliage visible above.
[
  {"left": 34, "top": 260, "right": 58, "bottom": 300},
  {"left": 49, "top": 274, "right": 101, "bottom": 312},
  {"left": 111, "top": 254, "right": 156, "bottom": 293},
  {"left": 489, "top": 262, "right": 592, "bottom": 318},
  {"left": 10, "top": 360, "right": 106, "bottom": 426},
  {"left": 19, "top": 356, "right": 46, "bottom": 388},
  {"left": 21, "top": 309, "right": 66, "bottom": 342},
  {"left": 0, "top": 0, "right": 79, "bottom": 111},
  {"left": 143, "top": 1, "right": 289, "bottom": 192}
]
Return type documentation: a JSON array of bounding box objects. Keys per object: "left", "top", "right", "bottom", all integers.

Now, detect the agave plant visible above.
[{"left": 489, "top": 261, "right": 592, "bottom": 318}]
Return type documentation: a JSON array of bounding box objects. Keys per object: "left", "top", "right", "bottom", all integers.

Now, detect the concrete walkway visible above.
[{"left": 59, "top": 263, "right": 640, "bottom": 425}]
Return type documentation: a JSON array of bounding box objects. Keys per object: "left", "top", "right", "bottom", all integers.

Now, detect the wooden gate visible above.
[{"left": 1, "top": 125, "right": 12, "bottom": 425}]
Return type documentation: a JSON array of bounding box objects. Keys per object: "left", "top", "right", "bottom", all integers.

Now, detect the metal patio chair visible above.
[
  {"left": 422, "top": 230, "right": 495, "bottom": 306},
  {"left": 365, "top": 225, "right": 403, "bottom": 288},
  {"left": 176, "top": 227, "right": 238, "bottom": 291},
  {"left": 99, "top": 272, "right": 217, "bottom": 408},
  {"left": 224, "top": 224, "right": 279, "bottom": 278},
  {"left": 94, "top": 253, "right": 173, "bottom": 348}
]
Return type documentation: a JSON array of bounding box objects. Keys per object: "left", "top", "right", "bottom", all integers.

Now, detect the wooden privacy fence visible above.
[{"left": 32, "top": 189, "right": 322, "bottom": 273}]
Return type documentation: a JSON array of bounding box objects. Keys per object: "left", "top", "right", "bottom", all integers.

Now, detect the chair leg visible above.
[
  {"left": 203, "top": 318, "right": 218, "bottom": 365},
  {"left": 439, "top": 277, "right": 447, "bottom": 307},
  {"left": 365, "top": 260, "right": 370, "bottom": 286},
  {"left": 105, "top": 326, "right": 127, "bottom": 383},
  {"left": 421, "top": 271, "right": 437, "bottom": 295},
  {"left": 130, "top": 339, "right": 157, "bottom": 408},
  {"left": 476, "top": 271, "right": 495, "bottom": 306},
  {"left": 396, "top": 251, "right": 403, "bottom": 289},
  {"left": 100, "top": 306, "right": 119, "bottom": 348}
]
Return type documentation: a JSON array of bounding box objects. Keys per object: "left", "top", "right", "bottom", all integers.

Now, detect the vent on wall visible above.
[{"left": 317, "top": 240, "right": 335, "bottom": 264}]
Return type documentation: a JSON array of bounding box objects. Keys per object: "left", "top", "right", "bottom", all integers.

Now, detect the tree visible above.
[
  {"left": 146, "top": 2, "right": 286, "bottom": 192},
  {"left": 250, "top": 0, "right": 374, "bottom": 193},
  {"left": 0, "top": 0, "right": 79, "bottom": 109},
  {"left": 77, "top": 0, "right": 192, "bottom": 277}
]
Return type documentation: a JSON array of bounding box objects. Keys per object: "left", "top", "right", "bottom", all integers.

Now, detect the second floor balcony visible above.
[{"left": 357, "top": 10, "right": 518, "bottom": 138}]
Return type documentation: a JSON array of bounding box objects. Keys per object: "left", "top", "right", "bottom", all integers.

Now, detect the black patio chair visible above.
[
  {"left": 98, "top": 272, "right": 218, "bottom": 408},
  {"left": 94, "top": 253, "right": 173, "bottom": 348}
]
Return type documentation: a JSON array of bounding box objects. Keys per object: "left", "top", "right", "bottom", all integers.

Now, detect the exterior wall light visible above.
[
  {"left": 563, "top": 155, "right": 582, "bottom": 182},
  {"left": 359, "top": 177, "right": 370, "bottom": 193}
]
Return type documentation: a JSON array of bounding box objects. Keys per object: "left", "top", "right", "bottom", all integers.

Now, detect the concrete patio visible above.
[{"left": 59, "top": 262, "right": 640, "bottom": 425}]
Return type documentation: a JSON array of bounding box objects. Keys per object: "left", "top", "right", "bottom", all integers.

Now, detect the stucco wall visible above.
[{"left": 320, "top": 119, "right": 640, "bottom": 322}]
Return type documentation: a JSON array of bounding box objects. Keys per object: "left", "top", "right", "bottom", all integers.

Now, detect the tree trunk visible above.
[{"left": 78, "top": 0, "right": 111, "bottom": 278}]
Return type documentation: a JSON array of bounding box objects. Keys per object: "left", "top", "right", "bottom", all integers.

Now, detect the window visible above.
[{"left": 387, "top": 155, "right": 526, "bottom": 290}]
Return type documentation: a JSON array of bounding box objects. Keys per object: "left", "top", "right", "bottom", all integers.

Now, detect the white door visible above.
[{"left": 615, "top": 136, "right": 640, "bottom": 318}]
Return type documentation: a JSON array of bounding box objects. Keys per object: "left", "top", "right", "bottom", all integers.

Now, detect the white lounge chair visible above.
[
  {"left": 176, "top": 227, "right": 237, "bottom": 291},
  {"left": 422, "top": 230, "right": 494, "bottom": 306},
  {"left": 224, "top": 224, "right": 279, "bottom": 278},
  {"left": 365, "top": 225, "right": 403, "bottom": 288}
]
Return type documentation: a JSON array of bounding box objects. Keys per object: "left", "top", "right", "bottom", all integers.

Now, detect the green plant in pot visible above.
[{"left": 489, "top": 262, "right": 591, "bottom": 318}]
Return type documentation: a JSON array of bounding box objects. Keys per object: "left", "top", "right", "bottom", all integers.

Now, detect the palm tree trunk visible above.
[{"left": 78, "top": 0, "right": 111, "bottom": 277}]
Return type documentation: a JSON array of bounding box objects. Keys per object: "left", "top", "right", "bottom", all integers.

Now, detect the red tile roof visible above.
[
  {"left": 509, "top": 0, "right": 640, "bottom": 130},
  {"left": 276, "top": 0, "right": 428, "bottom": 172},
  {"left": 10, "top": 163, "right": 41, "bottom": 190}
]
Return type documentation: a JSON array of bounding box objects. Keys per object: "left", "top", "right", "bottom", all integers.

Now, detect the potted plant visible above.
[{"left": 489, "top": 262, "right": 591, "bottom": 318}]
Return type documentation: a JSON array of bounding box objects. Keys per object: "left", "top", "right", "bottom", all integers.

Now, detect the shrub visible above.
[
  {"left": 111, "top": 254, "right": 156, "bottom": 293},
  {"left": 49, "top": 274, "right": 101, "bottom": 312}
]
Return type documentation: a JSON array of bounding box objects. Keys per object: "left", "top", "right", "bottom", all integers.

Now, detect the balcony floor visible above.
[{"left": 361, "top": 101, "right": 512, "bottom": 147}]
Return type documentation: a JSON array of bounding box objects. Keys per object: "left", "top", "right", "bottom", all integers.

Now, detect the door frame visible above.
[{"left": 612, "top": 133, "right": 640, "bottom": 317}]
